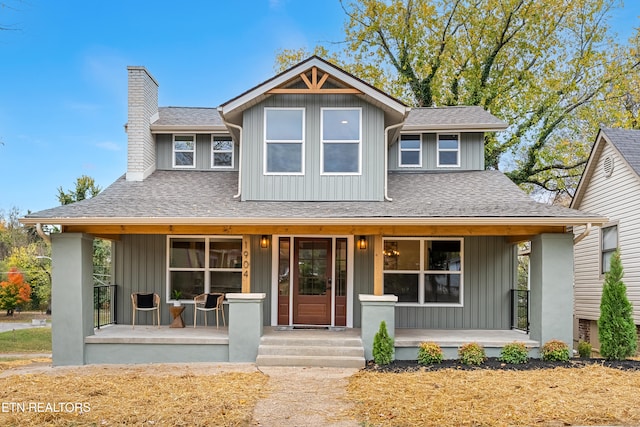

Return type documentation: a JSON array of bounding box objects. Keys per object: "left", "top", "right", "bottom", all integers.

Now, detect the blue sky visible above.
[{"left": 0, "top": 0, "right": 638, "bottom": 215}]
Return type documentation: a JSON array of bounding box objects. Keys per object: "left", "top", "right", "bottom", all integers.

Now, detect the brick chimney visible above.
[{"left": 126, "top": 66, "right": 158, "bottom": 181}]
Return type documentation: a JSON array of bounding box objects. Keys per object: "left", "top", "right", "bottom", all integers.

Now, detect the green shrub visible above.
[
  {"left": 577, "top": 340, "right": 592, "bottom": 358},
  {"left": 372, "top": 321, "right": 394, "bottom": 365},
  {"left": 458, "top": 342, "right": 486, "bottom": 365},
  {"left": 541, "top": 339, "right": 570, "bottom": 362},
  {"left": 599, "top": 250, "right": 638, "bottom": 360},
  {"left": 417, "top": 342, "right": 443, "bottom": 365},
  {"left": 499, "top": 342, "right": 529, "bottom": 364}
]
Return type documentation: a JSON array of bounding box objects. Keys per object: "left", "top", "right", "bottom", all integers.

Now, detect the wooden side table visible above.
[{"left": 169, "top": 305, "right": 185, "bottom": 328}]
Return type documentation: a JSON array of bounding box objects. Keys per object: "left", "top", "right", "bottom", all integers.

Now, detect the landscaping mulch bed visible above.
[
  {"left": 364, "top": 356, "right": 640, "bottom": 372},
  {"left": 349, "top": 359, "right": 640, "bottom": 427}
]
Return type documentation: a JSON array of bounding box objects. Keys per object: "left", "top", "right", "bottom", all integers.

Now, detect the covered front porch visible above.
[{"left": 82, "top": 323, "right": 539, "bottom": 365}]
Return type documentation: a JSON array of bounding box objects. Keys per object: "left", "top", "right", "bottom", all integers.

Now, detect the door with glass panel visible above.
[{"left": 293, "top": 238, "right": 332, "bottom": 325}]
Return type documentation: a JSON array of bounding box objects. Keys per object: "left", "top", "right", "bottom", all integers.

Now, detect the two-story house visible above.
[{"left": 22, "top": 56, "right": 605, "bottom": 366}]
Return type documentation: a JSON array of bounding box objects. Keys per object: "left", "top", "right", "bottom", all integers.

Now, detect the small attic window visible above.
[{"left": 603, "top": 155, "right": 614, "bottom": 177}]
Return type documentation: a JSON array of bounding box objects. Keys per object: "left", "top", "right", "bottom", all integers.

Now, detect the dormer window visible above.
[
  {"left": 437, "top": 133, "right": 460, "bottom": 167},
  {"left": 321, "top": 108, "right": 361, "bottom": 174},
  {"left": 173, "top": 135, "right": 196, "bottom": 168},
  {"left": 264, "top": 108, "right": 305, "bottom": 175},
  {"left": 211, "top": 136, "right": 233, "bottom": 168},
  {"left": 399, "top": 134, "right": 422, "bottom": 167}
]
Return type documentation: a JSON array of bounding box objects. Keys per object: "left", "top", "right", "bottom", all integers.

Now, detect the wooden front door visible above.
[{"left": 293, "top": 238, "right": 332, "bottom": 325}]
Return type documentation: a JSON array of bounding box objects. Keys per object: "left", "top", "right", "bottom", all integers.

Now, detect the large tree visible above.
[
  {"left": 57, "top": 175, "right": 102, "bottom": 205},
  {"left": 277, "top": 0, "right": 640, "bottom": 197}
]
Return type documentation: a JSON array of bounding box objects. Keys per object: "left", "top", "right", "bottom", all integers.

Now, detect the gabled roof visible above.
[
  {"left": 572, "top": 128, "right": 640, "bottom": 208},
  {"left": 218, "top": 56, "right": 410, "bottom": 125},
  {"left": 23, "top": 170, "right": 604, "bottom": 227}
]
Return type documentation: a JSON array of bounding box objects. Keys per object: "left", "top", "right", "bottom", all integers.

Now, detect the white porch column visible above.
[
  {"left": 51, "top": 233, "right": 94, "bottom": 366},
  {"left": 529, "top": 233, "right": 574, "bottom": 349}
]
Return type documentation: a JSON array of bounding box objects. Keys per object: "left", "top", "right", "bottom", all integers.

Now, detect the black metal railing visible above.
[
  {"left": 510, "top": 289, "right": 530, "bottom": 333},
  {"left": 94, "top": 284, "right": 117, "bottom": 329}
]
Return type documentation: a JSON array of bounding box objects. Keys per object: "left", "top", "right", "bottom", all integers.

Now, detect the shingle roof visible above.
[
  {"left": 151, "top": 107, "right": 225, "bottom": 130},
  {"left": 24, "top": 170, "right": 600, "bottom": 223},
  {"left": 601, "top": 128, "right": 640, "bottom": 176},
  {"left": 403, "top": 106, "right": 507, "bottom": 131},
  {"left": 148, "top": 105, "right": 506, "bottom": 133}
]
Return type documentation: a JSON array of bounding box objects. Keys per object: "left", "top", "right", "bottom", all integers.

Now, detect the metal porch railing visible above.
[
  {"left": 510, "top": 289, "right": 530, "bottom": 333},
  {"left": 94, "top": 279, "right": 117, "bottom": 329}
]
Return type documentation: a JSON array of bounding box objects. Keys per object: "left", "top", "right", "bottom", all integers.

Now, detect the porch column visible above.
[
  {"left": 241, "top": 235, "right": 251, "bottom": 292},
  {"left": 529, "top": 233, "right": 574, "bottom": 349},
  {"left": 227, "top": 293, "right": 265, "bottom": 362},
  {"left": 359, "top": 294, "right": 397, "bottom": 361},
  {"left": 51, "top": 233, "right": 94, "bottom": 366},
  {"left": 373, "top": 235, "right": 384, "bottom": 296}
]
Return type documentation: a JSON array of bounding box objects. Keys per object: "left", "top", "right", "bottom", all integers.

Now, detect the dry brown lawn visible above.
[
  {"left": 346, "top": 364, "right": 640, "bottom": 426},
  {"left": 0, "top": 361, "right": 269, "bottom": 426},
  {"left": 2, "top": 360, "right": 640, "bottom": 426}
]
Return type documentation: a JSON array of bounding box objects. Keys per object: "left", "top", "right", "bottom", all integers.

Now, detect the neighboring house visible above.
[
  {"left": 22, "top": 56, "right": 605, "bottom": 366},
  {"left": 572, "top": 128, "right": 640, "bottom": 352}
]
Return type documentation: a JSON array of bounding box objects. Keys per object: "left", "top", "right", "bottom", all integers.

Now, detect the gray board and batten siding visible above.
[
  {"left": 114, "top": 235, "right": 515, "bottom": 329},
  {"left": 113, "top": 235, "right": 271, "bottom": 326},
  {"left": 156, "top": 133, "right": 239, "bottom": 171},
  {"left": 241, "top": 94, "right": 385, "bottom": 201},
  {"left": 388, "top": 132, "right": 485, "bottom": 171}
]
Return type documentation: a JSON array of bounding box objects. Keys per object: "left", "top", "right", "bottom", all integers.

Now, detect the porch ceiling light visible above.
[
  {"left": 260, "top": 235, "right": 270, "bottom": 249},
  {"left": 357, "top": 236, "right": 367, "bottom": 250}
]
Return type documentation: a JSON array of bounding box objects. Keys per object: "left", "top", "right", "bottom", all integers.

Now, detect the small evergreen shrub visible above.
[
  {"left": 372, "top": 321, "right": 394, "bottom": 365},
  {"left": 599, "top": 250, "right": 638, "bottom": 360},
  {"left": 541, "top": 339, "right": 570, "bottom": 362},
  {"left": 417, "top": 342, "right": 443, "bottom": 365},
  {"left": 578, "top": 340, "right": 592, "bottom": 358},
  {"left": 499, "top": 342, "right": 529, "bottom": 364},
  {"left": 458, "top": 342, "right": 486, "bottom": 365}
]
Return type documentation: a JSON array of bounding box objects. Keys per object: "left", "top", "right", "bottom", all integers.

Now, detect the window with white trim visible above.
[
  {"left": 265, "top": 108, "right": 304, "bottom": 174},
  {"left": 383, "top": 238, "right": 463, "bottom": 305},
  {"left": 601, "top": 225, "right": 618, "bottom": 274},
  {"left": 321, "top": 108, "right": 361, "bottom": 174},
  {"left": 211, "top": 136, "right": 233, "bottom": 168},
  {"left": 437, "top": 133, "right": 460, "bottom": 167},
  {"left": 399, "top": 134, "right": 422, "bottom": 167},
  {"left": 168, "top": 236, "right": 242, "bottom": 301},
  {"left": 173, "top": 135, "right": 196, "bottom": 168}
]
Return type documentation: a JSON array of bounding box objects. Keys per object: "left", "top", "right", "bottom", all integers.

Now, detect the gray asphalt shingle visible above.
[
  {"left": 25, "top": 170, "right": 598, "bottom": 221},
  {"left": 601, "top": 128, "right": 640, "bottom": 176}
]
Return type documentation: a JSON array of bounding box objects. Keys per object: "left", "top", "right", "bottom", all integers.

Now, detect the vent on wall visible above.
[{"left": 603, "top": 155, "right": 614, "bottom": 177}]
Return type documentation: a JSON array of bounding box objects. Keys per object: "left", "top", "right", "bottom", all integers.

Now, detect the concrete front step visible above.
[
  {"left": 258, "top": 344, "right": 364, "bottom": 358},
  {"left": 256, "top": 332, "right": 365, "bottom": 368},
  {"left": 256, "top": 354, "right": 365, "bottom": 368}
]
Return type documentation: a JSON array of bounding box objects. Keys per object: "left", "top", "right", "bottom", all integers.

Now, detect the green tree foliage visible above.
[
  {"left": 0, "top": 267, "right": 31, "bottom": 315},
  {"left": 599, "top": 250, "right": 637, "bottom": 360},
  {"left": 372, "top": 320, "right": 394, "bottom": 365},
  {"left": 57, "top": 175, "right": 101, "bottom": 205},
  {"left": 276, "top": 0, "right": 640, "bottom": 197},
  {"left": 1, "top": 245, "right": 50, "bottom": 311}
]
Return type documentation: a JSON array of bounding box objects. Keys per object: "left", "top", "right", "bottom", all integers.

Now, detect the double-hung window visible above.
[
  {"left": 601, "top": 225, "right": 618, "bottom": 274},
  {"left": 321, "top": 108, "right": 361, "bottom": 174},
  {"left": 173, "top": 135, "right": 196, "bottom": 168},
  {"left": 399, "top": 134, "right": 422, "bottom": 167},
  {"left": 383, "top": 238, "right": 463, "bottom": 305},
  {"left": 264, "top": 108, "right": 304, "bottom": 174},
  {"left": 168, "top": 236, "right": 242, "bottom": 301},
  {"left": 437, "top": 133, "right": 460, "bottom": 167},
  {"left": 211, "top": 136, "right": 233, "bottom": 168}
]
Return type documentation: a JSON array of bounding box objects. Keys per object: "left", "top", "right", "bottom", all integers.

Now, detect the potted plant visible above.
[{"left": 171, "top": 289, "right": 183, "bottom": 306}]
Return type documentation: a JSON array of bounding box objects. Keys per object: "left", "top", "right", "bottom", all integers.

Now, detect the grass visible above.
[
  {"left": 0, "top": 328, "right": 51, "bottom": 353},
  {"left": 0, "top": 311, "right": 50, "bottom": 323}
]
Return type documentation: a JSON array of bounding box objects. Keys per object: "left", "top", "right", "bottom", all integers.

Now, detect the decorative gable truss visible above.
[{"left": 267, "top": 66, "right": 363, "bottom": 95}]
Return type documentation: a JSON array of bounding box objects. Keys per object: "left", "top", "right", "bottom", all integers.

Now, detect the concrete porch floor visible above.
[{"left": 86, "top": 325, "right": 534, "bottom": 347}]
